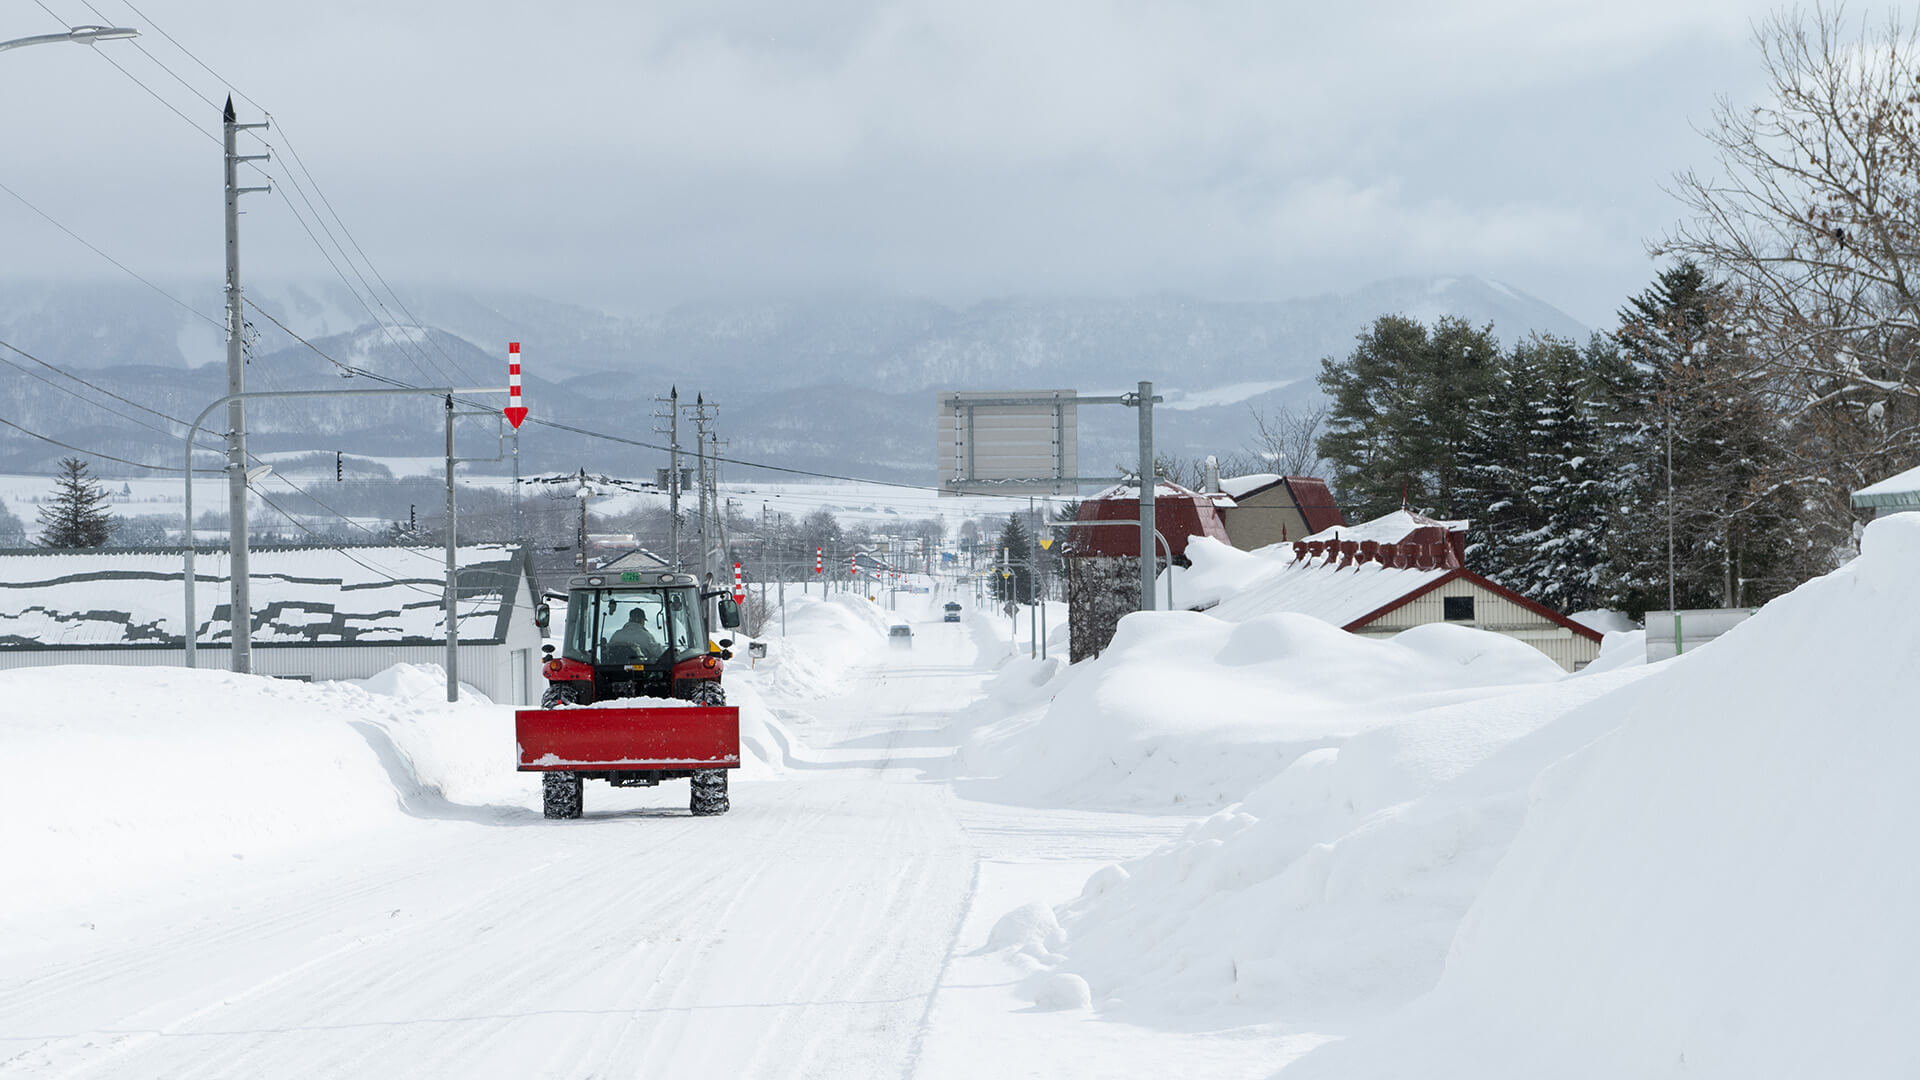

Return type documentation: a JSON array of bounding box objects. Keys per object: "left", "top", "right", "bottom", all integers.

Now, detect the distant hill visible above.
[{"left": 0, "top": 277, "right": 1590, "bottom": 483}]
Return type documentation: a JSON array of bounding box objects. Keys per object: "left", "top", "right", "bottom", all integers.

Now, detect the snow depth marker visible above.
[{"left": 504, "top": 342, "right": 528, "bottom": 428}]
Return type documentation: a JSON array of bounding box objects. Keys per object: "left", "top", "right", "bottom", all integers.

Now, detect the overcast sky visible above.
[{"left": 0, "top": 1, "right": 1859, "bottom": 327}]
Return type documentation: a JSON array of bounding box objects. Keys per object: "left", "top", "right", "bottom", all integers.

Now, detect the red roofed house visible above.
[
  {"left": 1062, "top": 481, "right": 1230, "bottom": 662},
  {"left": 1198, "top": 509, "right": 1604, "bottom": 671}
]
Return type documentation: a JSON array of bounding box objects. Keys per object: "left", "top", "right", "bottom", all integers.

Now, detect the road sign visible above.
[
  {"left": 937, "top": 389, "right": 1078, "bottom": 495},
  {"left": 504, "top": 342, "right": 528, "bottom": 428}
]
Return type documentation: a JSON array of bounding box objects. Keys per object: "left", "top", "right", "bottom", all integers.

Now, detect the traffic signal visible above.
[{"left": 336, "top": 450, "right": 343, "bottom": 481}]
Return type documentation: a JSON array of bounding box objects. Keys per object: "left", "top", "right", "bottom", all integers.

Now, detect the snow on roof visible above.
[
  {"left": 1087, "top": 480, "right": 1211, "bottom": 501},
  {"left": 1302, "top": 508, "right": 1467, "bottom": 546},
  {"left": 1218, "top": 473, "right": 1283, "bottom": 499},
  {"left": 1852, "top": 462, "right": 1920, "bottom": 509},
  {"left": 0, "top": 545, "right": 528, "bottom": 648},
  {"left": 1189, "top": 538, "right": 1454, "bottom": 629}
]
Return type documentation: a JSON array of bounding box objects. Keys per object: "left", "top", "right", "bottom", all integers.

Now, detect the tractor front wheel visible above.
[
  {"left": 541, "top": 682, "right": 588, "bottom": 709},
  {"left": 543, "top": 771, "right": 583, "bottom": 819},
  {"left": 690, "top": 769, "right": 729, "bottom": 816}
]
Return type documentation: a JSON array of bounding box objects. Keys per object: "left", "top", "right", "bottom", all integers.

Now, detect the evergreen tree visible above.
[
  {"left": 992, "top": 514, "right": 1037, "bottom": 605},
  {"left": 0, "top": 500, "right": 24, "bottom": 546},
  {"left": 1606, "top": 263, "right": 1814, "bottom": 616},
  {"left": 36, "top": 458, "right": 113, "bottom": 548},
  {"left": 1510, "top": 337, "right": 1621, "bottom": 612},
  {"left": 1317, "top": 314, "right": 1501, "bottom": 520},
  {"left": 1457, "top": 336, "right": 1552, "bottom": 583}
]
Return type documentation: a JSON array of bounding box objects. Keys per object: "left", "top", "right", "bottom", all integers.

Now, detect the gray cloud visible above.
[{"left": 0, "top": 0, "right": 1848, "bottom": 326}]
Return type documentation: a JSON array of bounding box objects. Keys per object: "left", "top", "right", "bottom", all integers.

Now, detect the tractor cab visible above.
[{"left": 538, "top": 571, "right": 741, "bottom": 705}]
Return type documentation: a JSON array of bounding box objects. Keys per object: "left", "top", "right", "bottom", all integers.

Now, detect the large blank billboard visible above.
[{"left": 937, "top": 390, "right": 1078, "bottom": 495}]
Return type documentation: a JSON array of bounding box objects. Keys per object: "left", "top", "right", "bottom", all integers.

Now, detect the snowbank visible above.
[
  {"left": 956, "top": 608, "right": 1568, "bottom": 810},
  {"left": 0, "top": 665, "right": 528, "bottom": 933},
  {"left": 1280, "top": 512, "right": 1920, "bottom": 1078},
  {"left": 1021, "top": 663, "right": 1646, "bottom": 1026}
]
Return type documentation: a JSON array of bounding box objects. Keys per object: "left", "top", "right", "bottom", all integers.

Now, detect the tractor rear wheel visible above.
[
  {"left": 543, "top": 771, "right": 583, "bottom": 819},
  {"left": 687, "top": 680, "right": 725, "bottom": 705},
  {"left": 690, "top": 769, "right": 729, "bottom": 816}
]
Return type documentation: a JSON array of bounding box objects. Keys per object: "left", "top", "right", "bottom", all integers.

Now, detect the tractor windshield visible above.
[{"left": 563, "top": 586, "right": 704, "bottom": 666}]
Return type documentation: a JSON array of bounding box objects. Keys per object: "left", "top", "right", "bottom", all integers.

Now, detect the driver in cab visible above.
[{"left": 607, "top": 609, "right": 664, "bottom": 663}]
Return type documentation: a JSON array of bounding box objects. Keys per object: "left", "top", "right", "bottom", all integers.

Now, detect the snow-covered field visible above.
[{"left": 3, "top": 516, "right": 1918, "bottom": 1077}]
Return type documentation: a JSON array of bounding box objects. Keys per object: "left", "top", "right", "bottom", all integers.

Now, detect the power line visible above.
[
  {"left": 0, "top": 338, "right": 221, "bottom": 448},
  {"left": 0, "top": 415, "right": 219, "bottom": 473},
  {"left": 116, "top": 0, "right": 267, "bottom": 113},
  {"left": 0, "top": 178, "right": 224, "bottom": 331},
  {"left": 268, "top": 119, "right": 478, "bottom": 385},
  {"left": 32, "top": 0, "right": 219, "bottom": 144}
]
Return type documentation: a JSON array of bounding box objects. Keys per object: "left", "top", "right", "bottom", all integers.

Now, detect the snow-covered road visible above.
[{"left": 1, "top": 594, "right": 1197, "bottom": 1079}]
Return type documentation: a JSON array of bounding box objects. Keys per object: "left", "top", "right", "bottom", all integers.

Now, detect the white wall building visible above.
[{"left": 0, "top": 544, "right": 545, "bottom": 704}]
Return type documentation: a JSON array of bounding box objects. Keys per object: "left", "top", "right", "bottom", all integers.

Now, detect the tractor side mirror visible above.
[
  {"left": 717, "top": 596, "right": 742, "bottom": 629},
  {"left": 533, "top": 602, "right": 551, "bottom": 630}
]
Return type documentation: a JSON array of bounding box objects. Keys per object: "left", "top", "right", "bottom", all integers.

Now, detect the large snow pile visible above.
[
  {"left": 1008, "top": 660, "right": 1646, "bottom": 1022},
  {"left": 0, "top": 665, "right": 529, "bottom": 936},
  {"left": 955, "top": 608, "right": 1569, "bottom": 810},
  {"left": 1279, "top": 512, "right": 1920, "bottom": 1078}
]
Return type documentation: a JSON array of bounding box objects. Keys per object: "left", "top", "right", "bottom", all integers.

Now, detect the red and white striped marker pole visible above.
[
  {"left": 851, "top": 553, "right": 859, "bottom": 577},
  {"left": 733, "top": 562, "right": 745, "bottom": 606},
  {"left": 504, "top": 342, "right": 528, "bottom": 428}
]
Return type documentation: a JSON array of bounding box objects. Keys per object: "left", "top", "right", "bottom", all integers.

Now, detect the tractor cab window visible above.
[
  {"left": 665, "top": 587, "right": 701, "bottom": 660},
  {"left": 597, "top": 590, "right": 672, "bottom": 664}
]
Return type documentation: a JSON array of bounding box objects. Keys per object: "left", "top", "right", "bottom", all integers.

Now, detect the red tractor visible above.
[{"left": 515, "top": 570, "right": 744, "bottom": 819}]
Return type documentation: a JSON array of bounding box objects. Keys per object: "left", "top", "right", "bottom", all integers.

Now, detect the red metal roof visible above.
[
  {"left": 1281, "top": 477, "right": 1346, "bottom": 534},
  {"left": 1067, "top": 482, "right": 1232, "bottom": 560}
]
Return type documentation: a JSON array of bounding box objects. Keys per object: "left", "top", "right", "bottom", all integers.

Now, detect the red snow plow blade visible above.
[{"left": 515, "top": 705, "right": 741, "bottom": 771}]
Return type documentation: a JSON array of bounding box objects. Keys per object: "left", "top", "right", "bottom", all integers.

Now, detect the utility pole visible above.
[
  {"left": 1135, "top": 379, "right": 1156, "bottom": 614},
  {"left": 222, "top": 96, "right": 269, "bottom": 674},
  {"left": 655, "top": 387, "right": 680, "bottom": 569},
  {"left": 575, "top": 467, "right": 590, "bottom": 571},
  {"left": 687, "top": 394, "right": 720, "bottom": 585},
  {"left": 444, "top": 395, "right": 458, "bottom": 699}
]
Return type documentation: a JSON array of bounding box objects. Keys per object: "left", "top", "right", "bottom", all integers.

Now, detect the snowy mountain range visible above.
[{"left": 0, "top": 276, "right": 1590, "bottom": 482}]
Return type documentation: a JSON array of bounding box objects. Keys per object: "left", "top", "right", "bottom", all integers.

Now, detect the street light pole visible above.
[{"left": 0, "top": 24, "right": 139, "bottom": 54}]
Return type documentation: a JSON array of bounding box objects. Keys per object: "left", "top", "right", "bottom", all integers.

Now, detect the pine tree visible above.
[
  {"left": 0, "top": 499, "right": 24, "bottom": 546},
  {"left": 1318, "top": 314, "right": 1501, "bottom": 520},
  {"left": 1606, "top": 263, "right": 1816, "bottom": 616},
  {"left": 36, "top": 458, "right": 113, "bottom": 548},
  {"left": 1510, "top": 337, "right": 1620, "bottom": 612},
  {"left": 1457, "top": 337, "right": 1551, "bottom": 583},
  {"left": 992, "top": 514, "right": 1037, "bottom": 605}
]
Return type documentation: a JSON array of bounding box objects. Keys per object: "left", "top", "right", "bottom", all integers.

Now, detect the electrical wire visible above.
[
  {"left": 0, "top": 339, "right": 223, "bottom": 449},
  {"left": 253, "top": 490, "right": 473, "bottom": 610},
  {"left": 7, "top": 8, "right": 1045, "bottom": 509},
  {"left": 0, "top": 415, "right": 219, "bottom": 472},
  {"left": 0, "top": 179, "right": 224, "bottom": 332}
]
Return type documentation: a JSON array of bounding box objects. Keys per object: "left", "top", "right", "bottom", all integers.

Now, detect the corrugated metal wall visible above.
[
  {"left": 1356, "top": 578, "right": 1600, "bottom": 671},
  {"left": 0, "top": 643, "right": 533, "bottom": 704}
]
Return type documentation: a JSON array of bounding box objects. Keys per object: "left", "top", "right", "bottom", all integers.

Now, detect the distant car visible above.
[
  {"left": 943, "top": 602, "right": 961, "bottom": 623},
  {"left": 888, "top": 624, "right": 914, "bottom": 647}
]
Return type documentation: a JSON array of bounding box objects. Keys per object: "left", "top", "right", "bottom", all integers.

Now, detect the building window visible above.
[{"left": 1443, "top": 596, "right": 1475, "bottom": 622}]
